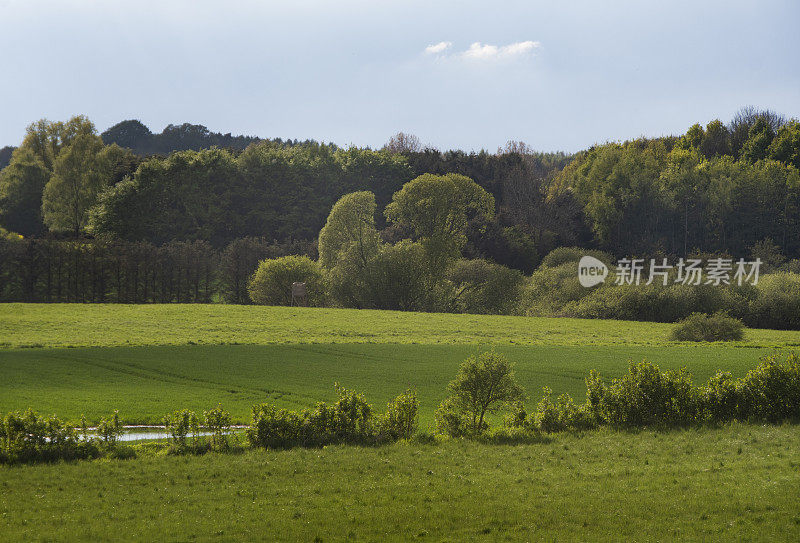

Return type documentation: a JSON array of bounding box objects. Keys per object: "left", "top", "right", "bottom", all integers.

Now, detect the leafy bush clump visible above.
[
  {"left": 248, "top": 384, "right": 417, "bottom": 449},
  {"left": 435, "top": 351, "right": 525, "bottom": 437},
  {"left": 378, "top": 389, "right": 419, "bottom": 441},
  {"left": 163, "top": 409, "right": 199, "bottom": 449},
  {"left": 736, "top": 353, "right": 800, "bottom": 422},
  {"left": 204, "top": 404, "right": 232, "bottom": 451},
  {"left": 0, "top": 409, "right": 99, "bottom": 464},
  {"left": 96, "top": 410, "right": 123, "bottom": 444},
  {"left": 585, "top": 362, "right": 699, "bottom": 427},
  {"left": 247, "top": 255, "right": 325, "bottom": 306},
  {"left": 746, "top": 273, "right": 800, "bottom": 330},
  {"left": 670, "top": 312, "right": 744, "bottom": 342},
  {"left": 533, "top": 388, "right": 596, "bottom": 432}
]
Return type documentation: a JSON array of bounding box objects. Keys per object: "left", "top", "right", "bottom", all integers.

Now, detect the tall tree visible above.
[
  {"left": 41, "top": 134, "right": 111, "bottom": 235},
  {"left": 0, "top": 147, "right": 50, "bottom": 236},
  {"left": 385, "top": 173, "right": 495, "bottom": 272}
]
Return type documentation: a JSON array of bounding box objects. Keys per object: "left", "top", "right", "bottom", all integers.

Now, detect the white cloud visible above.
[
  {"left": 424, "top": 41, "right": 452, "bottom": 55},
  {"left": 462, "top": 40, "right": 540, "bottom": 60}
]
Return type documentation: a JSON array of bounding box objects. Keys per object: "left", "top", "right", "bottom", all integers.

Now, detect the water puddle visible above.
[{"left": 82, "top": 426, "right": 245, "bottom": 442}]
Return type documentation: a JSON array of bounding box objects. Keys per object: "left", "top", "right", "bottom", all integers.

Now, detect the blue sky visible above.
[{"left": 1, "top": 0, "right": 798, "bottom": 152}]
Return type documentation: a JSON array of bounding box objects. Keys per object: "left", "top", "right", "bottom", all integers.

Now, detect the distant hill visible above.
[{"left": 101, "top": 120, "right": 260, "bottom": 155}]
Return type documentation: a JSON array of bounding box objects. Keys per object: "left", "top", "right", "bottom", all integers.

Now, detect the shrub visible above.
[
  {"left": 435, "top": 351, "right": 525, "bottom": 436},
  {"left": 503, "top": 401, "right": 528, "bottom": 429},
  {"left": 533, "top": 388, "right": 596, "bottom": 433},
  {"left": 378, "top": 389, "right": 419, "bottom": 441},
  {"left": 699, "top": 371, "right": 739, "bottom": 422},
  {"left": 746, "top": 273, "right": 800, "bottom": 330},
  {"left": 247, "top": 255, "right": 325, "bottom": 306},
  {"left": 0, "top": 409, "right": 99, "bottom": 464},
  {"left": 521, "top": 261, "right": 593, "bottom": 316},
  {"left": 96, "top": 410, "right": 123, "bottom": 444},
  {"left": 445, "top": 258, "right": 524, "bottom": 314},
  {"left": 204, "top": 404, "right": 232, "bottom": 451},
  {"left": 247, "top": 404, "right": 304, "bottom": 449},
  {"left": 248, "top": 384, "right": 379, "bottom": 449},
  {"left": 434, "top": 397, "right": 473, "bottom": 438},
  {"left": 164, "top": 409, "right": 199, "bottom": 449},
  {"left": 670, "top": 312, "right": 744, "bottom": 342},
  {"left": 588, "top": 361, "right": 699, "bottom": 427},
  {"left": 736, "top": 353, "right": 800, "bottom": 422}
]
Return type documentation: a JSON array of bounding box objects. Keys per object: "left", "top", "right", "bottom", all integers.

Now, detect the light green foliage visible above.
[
  {"left": 318, "top": 191, "right": 380, "bottom": 269},
  {"left": 0, "top": 408, "right": 98, "bottom": 464},
  {"left": 247, "top": 255, "right": 325, "bottom": 306},
  {"left": 736, "top": 353, "right": 800, "bottom": 422},
  {"left": 378, "top": 389, "right": 419, "bottom": 440},
  {"left": 533, "top": 387, "right": 595, "bottom": 432},
  {"left": 42, "top": 133, "right": 112, "bottom": 234},
  {"left": 768, "top": 120, "right": 800, "bottom": 169},
  {"left": 436, "top": 351, "right": 525, "bottom": 435},
  {"left": 0, "top": 147, "right": 50, "bottom": 236},
  {"left": 247, "top": 384, "right": 382, "bottom": 448},
  {"left": 163, "top": 409, "right": 199, "bottom": 448},
  {"left": 585, "top": 361, "right": 698, "bottom": 427},
  {"left": 385, "top": 173, "right": 494, "bottom": 271},
  {"left": 96, "top": 410, "right": 123, "bottom": 444},
  {"left": 204, "top": 404, "right": 232, "bottom": 451}
]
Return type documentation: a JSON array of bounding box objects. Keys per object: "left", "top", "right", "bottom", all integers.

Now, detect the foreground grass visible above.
[
  {"left": 1, "top": 423, "right": 798, "bottom": 542},
  {"left": 4, "top": 303, "right": 800, "bottom": 348},
  {"left": 0, "top": 343, "right": 787, "bottom": 425}
]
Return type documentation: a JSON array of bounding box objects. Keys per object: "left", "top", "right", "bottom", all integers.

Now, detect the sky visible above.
[{"left": 1, "top": 0, "right": 798, "bottom": 153}]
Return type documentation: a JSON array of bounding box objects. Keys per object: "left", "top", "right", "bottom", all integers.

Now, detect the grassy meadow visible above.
[
  {"left": 2, "top": 424, "right": 799, "bottom": 541},
  {"left": 1, "top": 303, "right": 799, "bottom": 541}
]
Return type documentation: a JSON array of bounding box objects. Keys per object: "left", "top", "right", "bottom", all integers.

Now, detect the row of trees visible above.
[
  {"left": 2, "top": 109, "right": 800, "bottom": 279},
  {"left": 0, "top": 237, "right": 313, "bottom": 303},
  {"left": 557, "top": 111, "right": 800, "bottom": 258}
]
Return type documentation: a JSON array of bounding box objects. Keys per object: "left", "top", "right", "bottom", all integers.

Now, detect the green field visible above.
[
  {"left": 2, "top": 424, "right": 798, "bottom": 541},
  {"left": 0, "top": 344, "right": 788, "bottom": 426},
  {"left": 4, "top": 303, "right": 800, "bottom": 348},
  {"left": 1, "top": 303, "right": 799, "bottom": 541}
]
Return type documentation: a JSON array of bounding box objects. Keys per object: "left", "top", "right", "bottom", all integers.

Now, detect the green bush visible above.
[
  {"left": 699, "top": 371, "right": 739, "bottom": 422},
  {"left": 204, "top": 404, "right": 232, "bottom": 451},
  {"left": 445, "top": 259, "right": 523, "bottom": 314},
  {"left": 435, "top": 351, "right": 525, "bottom": 436},
  {"left": 247, "top": 255, "right": 325, "bottom": 306},
  {"left": 521, "top": 261, "right": 593, "bottom": 316},
  {"left": 587, "top": 361, "right": 699, "bottom": 427},
  {"left": 736, "top": 353, "right": 800, "bottom": 422},
  {"left": 163, "top": 409, "right": 199, "bottom": 449},
  {"left": 378, "top": 389, "right": 419, "bottom": 441},
  {"left": 248, "top": 384, "right": 407, "bottom": 449},
  {"left": 533, "top": 388, "right": 596, "bottom": 433},
  {"left": 670, "top": 312, "right": 744, "bottom": 342},
  {"left": 746, "top": 273, "right": 800, "bottom": 330},
  {"left": 96, "top": 410, "right": 123, "bottom": 444},
  {"left": 0, "top": 409, "right": 99, "bottom": 464},
  {"left": 434, "top": 397, "right": 473, "bottom": 438}
]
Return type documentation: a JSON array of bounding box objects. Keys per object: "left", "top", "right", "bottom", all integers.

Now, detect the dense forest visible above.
[{"left": 1, "top": 108, "right": 799, "bottom": 324}]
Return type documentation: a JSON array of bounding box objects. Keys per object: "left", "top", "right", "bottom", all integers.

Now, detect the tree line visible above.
[
  {"left": 0, "top": 237, "right": 313, "bottom": 304},
  {"left": 1, "top": 108, "right": 799, "bottom": 282}
]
